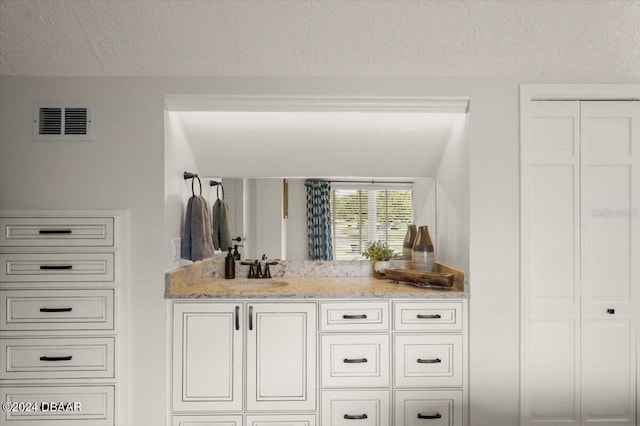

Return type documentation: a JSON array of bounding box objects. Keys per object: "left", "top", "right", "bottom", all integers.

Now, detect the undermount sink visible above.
[{"left": 223, "top": 279, "right": 289, "bottom": 290}]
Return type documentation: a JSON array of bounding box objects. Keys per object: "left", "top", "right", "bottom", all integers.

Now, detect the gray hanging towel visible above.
[
  {"left": 181, "top": 195, "right": 214, "bottom": 261},
  {"left": 212, "top": 198, "right": 233, "bottom": 251}
]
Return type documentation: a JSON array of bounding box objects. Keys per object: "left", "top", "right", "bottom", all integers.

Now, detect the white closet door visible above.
[
  {"left": 580, "top": 101, "right": 639, "bottom": 425},
  {"left": 522, "top": 101, "right": 581, "bottom": 425}
]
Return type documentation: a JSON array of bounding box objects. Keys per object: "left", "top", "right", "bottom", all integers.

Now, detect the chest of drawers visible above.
[{"left": 0, "top": 212, "right": 127, "bottom": 426}]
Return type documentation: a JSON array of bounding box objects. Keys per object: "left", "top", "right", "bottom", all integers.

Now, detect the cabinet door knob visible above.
[
  {"left": 235, "top": 306, "right": 240, "bottom": 330},
  {"left": 417, "top": 413, "right": 442, "bottom": 419},
  {"left": 343, "top": 414, "right": 368, "bottom": 420},
  {"left": 607, "top": 308, "right": 615, "bottom": 314}
]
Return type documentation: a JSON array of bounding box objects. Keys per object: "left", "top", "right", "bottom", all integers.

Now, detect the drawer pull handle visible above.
[
  {"left": 343, "top": 358, "right": 368, "bottom": 363},
  {"left": 39, "top": 265, "right": 73, "bottom": 270},
  {"left": 38, "top": 229, "right": 72, "bottom": 234},
  {"left": 249, "top": 306, "right": 254, "bottom": 331},
  {"left": 343, "top": 314, "right": 367, "bottom": 319},
  {"left": 40, "top": 307, "right": 73, "bottom": 313},
  {"left": 417, "top": 413, "right": 442, "bottom": 420},
  {"left": 417, "top": 358, "right": 442, "bottom": 364},
  {"left": 417, "top": 314, "right": 441, "bottom": 319},
  {"left": 40, "top": 356, "right": 72, "bottom": 362},
  {"left": 344, "top": 414, "right": 368, "bottom": 420}
]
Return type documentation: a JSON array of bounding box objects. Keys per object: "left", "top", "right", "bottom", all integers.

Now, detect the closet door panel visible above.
[
  {"left": 580, "top": 101, "right": 638, "bottom": 426},
  {"left": 528, "top": 320, "right": 579, "bottom": 423},
  {"left": 582, "top": 319, "right": 635, "bottom": 423},
  {"left": 581, "top": 165, "right": 631, "bottom": 302}
]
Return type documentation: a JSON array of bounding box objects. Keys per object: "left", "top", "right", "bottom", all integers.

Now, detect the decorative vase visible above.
[
  {"left": 374, "top": 260, "right": 390, "bottom": 274},
  {"left": 402, "top": 224, "right": 417, "bottom": 260},
  {"left": 411, "top": 225, "right": 434, "bottom": 272}
]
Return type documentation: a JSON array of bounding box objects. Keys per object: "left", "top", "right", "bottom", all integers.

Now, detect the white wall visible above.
[
  {"left": 164, "top": 111, "right": 200, "bottom": 270},
  {"left": 435, "top": 114, "right": 470, "bottom": 271},
  {"left": 0, "top": 76, "right": 166, "bottom": 426},
  {"left": 3, "top": 75, "right": 638, "bottom": 426}
]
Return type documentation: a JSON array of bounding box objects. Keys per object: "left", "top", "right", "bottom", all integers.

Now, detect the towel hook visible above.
[
  {"left": 210, "top": 180, "right": 225, "bottom": 200},
  {"left": 184, "top": 172, "right": 202, "bottom": 196}
]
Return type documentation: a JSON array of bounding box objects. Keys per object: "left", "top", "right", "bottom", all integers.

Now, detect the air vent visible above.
[{"left": 33, "top": 103, "right": 93, "bottom": 140}]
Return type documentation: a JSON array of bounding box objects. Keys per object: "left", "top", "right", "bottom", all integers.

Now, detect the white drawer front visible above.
[
  {"left": 172, "top": 415, "right": 243, "bottom": 426},
  {"left": 320, "top": 302, "right": 389, "bottom": 331},
  {"left": 394, "top": 334, "right": 463, "bottom": 387},
  {"left": 394, "top": 390, "right": 463, "bottom": 426},
  {"left": 0, "top": 217, "right": 114, "bottom": 247},
  {"left": 0, "top": 253, "right": 115, "bottom": 283},
  {"left": 0, "top": 385, "right": 114, "bottom": 425},
  {"left": 0, "top": 337, "right": 114, "bottom": 380},
  {"left": 321, "top": 390, "right": 390, "bottom": 426},
  {"left": 321, "top": 334, "right": 389, "bottom": 387},
  {"left": 394, "top": 301, "right": 463, "bottom": 331},
  {"left": 246, "top": 414, "right": 317, "bottom": 426},
  {"left": 1, "top": 289, "right": 114, "bottom": 331}
]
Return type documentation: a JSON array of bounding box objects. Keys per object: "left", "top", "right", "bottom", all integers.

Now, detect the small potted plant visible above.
[{"left": 362, "top": 240, "right": 396, "bottom": 277}]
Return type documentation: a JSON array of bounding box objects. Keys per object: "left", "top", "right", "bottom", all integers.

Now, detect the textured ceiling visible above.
[{"left": 1, "top": 0, "right": 639, "bottom": 77}]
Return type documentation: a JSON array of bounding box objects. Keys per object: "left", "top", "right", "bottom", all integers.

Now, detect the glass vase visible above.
[{"left": 411, "top": 225, "right": 434, "bottom": 271}]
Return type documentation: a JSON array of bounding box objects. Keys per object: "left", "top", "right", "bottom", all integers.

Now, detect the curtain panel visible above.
[{"left": 305, "top": 179, "right": 333, "bottom": 260}]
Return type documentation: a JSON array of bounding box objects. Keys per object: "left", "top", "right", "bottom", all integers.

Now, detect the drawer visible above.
[
  {"left": 0, "top": 337, "right": 115, "bottom": 380},
  {"left": 0, "top": 253, "right": 115, "bottom": 283},
  {"left": 0, "top": 385, "right": 114, "bottom": 426},
  {"left": 394, "top": 390, "right": 463, "bottom": 426},
  {"left": 394, "top": 301, "right": 463, "bottom": 331},
  {"left": 0, "top": 217, "right": 114, "bottom": 247},
  {"left": 172, "top": 415, "right": 243, "bottom": 426},
  {"left": 0, "top": 289, "right": 114, "bottom": 331},
  {"left": 246, "top": 414, "right": 317, "bottom": 426},
  {"left": 321, "top": 334, "right": 390, "bottom": 387},
  {"left": 321, "top": 390, "right": 390, "bottom": 426},
  {"left": 320, "top": 302, "right": 389, "bottom": 331},
  {"left": 394, "top": 334, "right": 463, "bottom": 387}
]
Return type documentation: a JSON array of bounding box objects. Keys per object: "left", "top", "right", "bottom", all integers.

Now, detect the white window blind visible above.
[{"left": 330, "top": 185, "right": 413, "bottom": 260}]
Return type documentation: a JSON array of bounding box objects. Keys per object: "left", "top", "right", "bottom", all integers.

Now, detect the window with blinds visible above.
[{"left": 330, "top": 187, "right": 413, "bottom": 260}]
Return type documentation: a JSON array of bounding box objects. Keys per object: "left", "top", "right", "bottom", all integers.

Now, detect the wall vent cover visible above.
[{"left": 33, "top": 102, "right": 93, "bottom": 140}]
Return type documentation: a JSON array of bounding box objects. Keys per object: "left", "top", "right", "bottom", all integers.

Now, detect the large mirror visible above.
[{"left": 166, "top": 96, "right": 470, "bottom": 264}]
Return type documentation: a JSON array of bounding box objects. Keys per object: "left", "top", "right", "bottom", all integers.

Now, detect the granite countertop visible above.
[{"left": 165, "top": 265, "right": 468, "bottom": 299}]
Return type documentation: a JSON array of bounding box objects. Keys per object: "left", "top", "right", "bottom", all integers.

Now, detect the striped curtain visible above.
[{"left": 305, "top": 179, "right": 333, "bottom": 260}]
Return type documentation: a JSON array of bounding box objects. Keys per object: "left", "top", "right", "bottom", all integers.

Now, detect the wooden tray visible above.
[{"left": 384, "top": 268, "right": 455, "bottom": 288}]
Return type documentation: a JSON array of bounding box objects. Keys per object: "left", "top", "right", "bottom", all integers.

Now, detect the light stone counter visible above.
[{"left": 165, "top": 259, "right": 468, "bottom": 299}]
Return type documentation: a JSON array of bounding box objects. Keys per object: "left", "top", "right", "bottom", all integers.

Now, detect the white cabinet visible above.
[
  {"left": 171, "top": 301, "right": 316, "bottom": 416},
  {"left": 246, "top": 303, "right": 317, "bottom": 411},
  {"left": 172, "top": 303, "right": 243, "bottom": 412},
  {"left": 521, "top": 100, "right": 639, "bottom": 424},
  {"left": 319, "top": 299, "right": 468, "bottom": 426},
  {"left": 320, "top": 390, "right": 390, "bottom": 426},
  {"left": 394, "top": 390, "right": 463, "bottom": 426},
  {"left": 0, "top": 212, "right": 126, "bottom": 426}
]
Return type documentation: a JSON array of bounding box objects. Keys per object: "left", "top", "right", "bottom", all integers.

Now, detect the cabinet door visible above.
[
  {"left": 172, "top": 303, "right": 243, "bottom": 412},
  {"left": 394, "top": 390, "right": 463, "bottom": 426},
  {"left": 246, "top": 302, "right": 316, "bottom": 411},
  {"left": 580, "top": 101, "right": 638, "bottom": 424},
  {"left": 246, "top": 414, "right": 316, "bottom": 426},
  {"left": 320, "top": 390, "right": 389, "bottom": 426},
  {"left": 522, "top": 101, "right": 582, "bottom": 424},
  {"left": 171, "top": 415, "right": 243, "bottom": 426}
]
